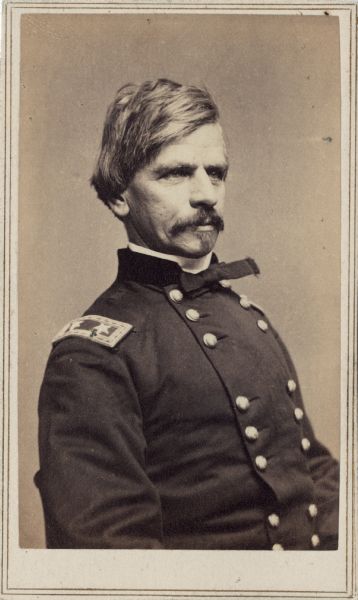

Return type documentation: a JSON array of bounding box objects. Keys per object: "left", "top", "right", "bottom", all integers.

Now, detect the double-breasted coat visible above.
[{"left": 36, "top": 249, "right": 339, "bottom": 549}]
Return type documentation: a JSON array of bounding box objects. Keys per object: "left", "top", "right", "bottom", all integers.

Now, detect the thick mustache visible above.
[{"left": 170, "top": 210, "right": 224, "bottom": 236}]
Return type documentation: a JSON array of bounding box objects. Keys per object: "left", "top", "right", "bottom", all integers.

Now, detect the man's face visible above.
[{"left": 121, "top": 123, "right": 228, "bottom": 258}]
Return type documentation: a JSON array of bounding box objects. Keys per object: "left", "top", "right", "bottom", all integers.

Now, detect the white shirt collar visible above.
[{"left": 128, "top": 242, "right": 212, "bottom": 274}]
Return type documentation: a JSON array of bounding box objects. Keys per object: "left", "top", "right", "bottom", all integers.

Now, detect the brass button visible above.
[
  {"left": 219, "top": 279, "right": 232, "bottom": 288},
  {"left": 169, "top": 289, "right": 183, "bottom": 303},
  {"left": 268, "top": 513, "right": 280, "bottom": 528},
  {"left": 255, "top": 455, "right": 267, "bottom": 471},
  {"left": 311, "top": 534, "right": 320, "bottom": 548},
  {"left": 240, "top": 295, "right": 251, "bottom": 309},
  {"left": 185, "top": 308, "right": 200, "bottom": 322},
  {"left": 257, "top": 319, "right": 268, "bottom": 332},
  {"left": 235, "top": 395, "right": 250, "bottom": 412},
  {"left": 245, "top": 426, "right": 259, "bottom": 441},
  {"left": 272, "top": 543, "right": 284, "bottom": 551},
  {"left": 308, "top": 504, "right": 318, "bottom": 518},
  {"left": 294, "top": 407, "right": 304, "bottom": 421},
  {"left": 287, "top": 379, "right": 297, "bottom": 393},
  {"left": 203, "top": 333, "right": 218, "bottom": 348},
  {"left": 301, "top": 438, "right": 311, "bottom": 452}
]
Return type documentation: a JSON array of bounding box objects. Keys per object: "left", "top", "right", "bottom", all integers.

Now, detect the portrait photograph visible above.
[{"left": 1, "top": 1, "right": 356, "bottom": 598}]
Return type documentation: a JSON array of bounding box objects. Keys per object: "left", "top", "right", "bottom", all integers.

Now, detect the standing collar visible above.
[
  {"left": 117, "top": 248, "right": 218, "bottom": 288},
  {"left": 127, "top": 243, "right": 212, "bottom": 273}
]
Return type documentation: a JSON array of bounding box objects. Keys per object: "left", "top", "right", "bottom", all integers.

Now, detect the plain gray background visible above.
[{"left": 18, "top": 13, "right": 341, "bottom": 548}]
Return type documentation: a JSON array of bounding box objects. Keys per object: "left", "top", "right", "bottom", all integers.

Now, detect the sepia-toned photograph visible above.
[{"left": 1, "top": 1, "right": 356, "bottom": 598}]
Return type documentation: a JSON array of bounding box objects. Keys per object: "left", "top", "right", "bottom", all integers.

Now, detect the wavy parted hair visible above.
[{"left": 90, "top": 79, "right": 220, "bottom": 205}]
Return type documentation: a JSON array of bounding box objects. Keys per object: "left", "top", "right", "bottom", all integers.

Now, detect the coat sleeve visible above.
[
  {"left": 272, "top": 326, "right": 340, "bottom": 549},
  {"left": 36, "top": 336, "right": 164, "bottom": 549}
]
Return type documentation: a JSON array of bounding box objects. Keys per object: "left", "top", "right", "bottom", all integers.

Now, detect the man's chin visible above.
[{"left": 172, "top": 231, "right": 219, "bottom": 258}]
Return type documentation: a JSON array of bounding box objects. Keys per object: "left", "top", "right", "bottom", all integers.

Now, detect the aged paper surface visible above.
[{"left": 1, "top": 1, "right": 356, "bottom": 598}]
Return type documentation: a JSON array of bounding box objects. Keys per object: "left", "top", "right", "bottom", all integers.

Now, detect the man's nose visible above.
[{"left": 189, "top": 169, "right": 218, "bottom": 208}]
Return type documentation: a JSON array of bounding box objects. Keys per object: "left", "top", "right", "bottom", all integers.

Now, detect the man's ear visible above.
[{"left": 108, "top": 194, "right": 130, "bottom": 220}]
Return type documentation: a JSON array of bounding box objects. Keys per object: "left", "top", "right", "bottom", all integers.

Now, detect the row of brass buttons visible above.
[
  {"left": 202, "top": 321, "right": 269, "bottom": 349},
  {"left": 169, "top": 288, "right": 268, "bottom": 471},
  {"left": 238, "top": 294, "right": 319, "bottom": 550},
  {"left": 235, "top": 395, "right": 266, "bottom": 470},
  {"left": 278, "top": 379, "right": 318, "bottom": 549},
  {"left": 234, "top": 380, "right": 317, "bottom": 546},
  {"left": 267, "top": 504, "right": 318, "bottom": 530},
  {"left": 268, "top": 505, "right": 319, "bottom": 550},
  {"left": 170, "top": 288, "right": 269, "bottom": 348},
  {"left": 286, "top": 378, "right": 310, "bottom": 451},
  {"left": 169, "top": 287, "right": 318, "bottom": 548},
  {"left": 169, "top": 289, "right": 218, "bottom": 347},
  {"left": 272, "top": 534, "right": 320, "bottom": 550},
  {"left": 169, "top": 288, "right": 266, "bottom": 467}
]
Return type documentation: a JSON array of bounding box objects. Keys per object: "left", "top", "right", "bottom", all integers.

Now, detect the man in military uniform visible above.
[{"left": 36, "top": 78, "right": 339, "bottom": 550}]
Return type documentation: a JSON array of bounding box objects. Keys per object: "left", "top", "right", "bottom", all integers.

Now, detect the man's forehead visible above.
[{"left": 151, "top": 123, "right": 227, "bottom": 166}]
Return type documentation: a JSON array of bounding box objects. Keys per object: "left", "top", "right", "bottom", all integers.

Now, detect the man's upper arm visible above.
[{"left": 36, "top": 336, "right": 164, "bottom": 549}]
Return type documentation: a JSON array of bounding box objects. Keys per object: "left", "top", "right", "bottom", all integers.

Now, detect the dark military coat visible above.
[{"left": 36, "top": 249, "right": 339, "bottom": 550}]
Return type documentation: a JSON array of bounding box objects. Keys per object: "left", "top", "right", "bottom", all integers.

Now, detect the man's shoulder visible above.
[
  {"left": 85, "top": 279, "right": 151, "bottom": 322},
  {"left": 50, "top": 280, "right": 159, "bottom": 352}
]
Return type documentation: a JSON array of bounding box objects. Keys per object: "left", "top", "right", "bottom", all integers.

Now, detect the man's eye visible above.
[
  {"left": 206, "top": 168, "right": 226, "bottom": 182},
  {"left": 160, "top": 168, "right": 191, "bottom": 180}
]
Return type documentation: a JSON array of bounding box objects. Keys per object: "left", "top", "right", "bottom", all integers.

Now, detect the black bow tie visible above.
[{"left": 180, "top": 257, "right": 259, "bottom": 293}]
